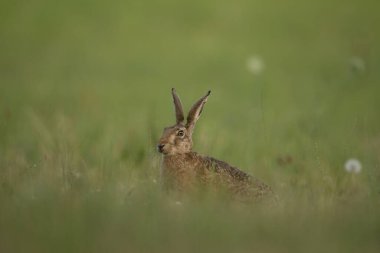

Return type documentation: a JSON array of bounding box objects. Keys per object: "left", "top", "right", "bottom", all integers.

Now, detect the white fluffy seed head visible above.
[{"left": 344, "top": 158, "right": 362, "bottom": 174}]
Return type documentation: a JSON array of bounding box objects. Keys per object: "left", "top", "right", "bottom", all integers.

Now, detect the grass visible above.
[{"left": 1, "top": 0, "right": 380, "bottom": 252}]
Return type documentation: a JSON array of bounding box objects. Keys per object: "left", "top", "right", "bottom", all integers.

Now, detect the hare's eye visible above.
[{"left": 177, "top": 130, "right": 185, "bottom": 137}]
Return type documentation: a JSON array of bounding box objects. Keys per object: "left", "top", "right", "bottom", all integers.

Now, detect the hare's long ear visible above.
[
  {"left": 172, "top": 88, "right": 185, "bottom": 125},
  {"left": 186, "top": 90, "right": 211, "bottom": 135}
]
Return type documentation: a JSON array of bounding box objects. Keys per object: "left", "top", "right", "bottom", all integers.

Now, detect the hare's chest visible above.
[{"left": 161, "top": 155, "right": 203, "bottom": 190}]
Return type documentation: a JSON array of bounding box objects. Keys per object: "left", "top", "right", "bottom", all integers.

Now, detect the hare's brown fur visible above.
[{"left": 158, "top": 89, "right": 273, "bottom": 200}]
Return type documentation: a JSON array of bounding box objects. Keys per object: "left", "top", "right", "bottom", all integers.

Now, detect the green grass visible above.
[{"left": 1, "top": 0, "right": 380, "bottom": 252}]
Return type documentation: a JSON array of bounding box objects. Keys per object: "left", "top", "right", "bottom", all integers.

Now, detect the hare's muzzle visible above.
[{"left": 157, "top": 144, "right": 166, "bottom": 153}]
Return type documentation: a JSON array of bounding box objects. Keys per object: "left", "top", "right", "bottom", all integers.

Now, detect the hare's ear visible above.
[
  {"left": 172, "top": 88, "right": 185, "bottom": 125},
  {"left": 186, "top": 90, "right": 211, "bottom": 134}
]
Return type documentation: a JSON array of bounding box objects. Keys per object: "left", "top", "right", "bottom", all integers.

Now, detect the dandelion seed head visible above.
[{"left": 344, "top": 158, "right": 362, "bottom": 174}]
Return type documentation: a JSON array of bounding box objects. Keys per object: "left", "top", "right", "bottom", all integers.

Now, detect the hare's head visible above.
[{"left": 157, "top": 88, "right": 211, "bottom": 155}]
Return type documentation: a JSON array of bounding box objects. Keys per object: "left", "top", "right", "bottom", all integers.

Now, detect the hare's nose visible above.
[{"left": 157, "top": 144, "right": 165, "bottom": 153}]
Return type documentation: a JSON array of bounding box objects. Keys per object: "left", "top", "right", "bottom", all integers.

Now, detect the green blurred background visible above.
[{"left": 1, "top": 0, "right": 380, "bottom": 252}]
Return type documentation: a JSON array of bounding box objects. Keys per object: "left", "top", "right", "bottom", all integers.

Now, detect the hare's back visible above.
[
  {"left": 198, "top": 154, "right": 273, "bottom": 193},
  {"left": 201, "top": 156, "right": 250, "bottom": 182}
]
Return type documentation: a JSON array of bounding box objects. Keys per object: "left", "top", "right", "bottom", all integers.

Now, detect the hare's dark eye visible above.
[{"left": 177, "top": 130, "right": 185, "bottom": 137}]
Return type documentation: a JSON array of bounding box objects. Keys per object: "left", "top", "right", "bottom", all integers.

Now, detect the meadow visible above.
[{"left": 1, "top": 0, "right": 380, "bottom": 252}]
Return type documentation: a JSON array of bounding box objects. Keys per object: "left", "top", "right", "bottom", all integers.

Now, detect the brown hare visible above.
[{"left": 157, "top": 88, "right": 273, "bottom": 200}]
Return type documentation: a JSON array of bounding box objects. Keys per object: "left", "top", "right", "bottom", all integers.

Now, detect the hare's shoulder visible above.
[
  {"left": 192, "top": 154, "right": 250, "bottom": 182},
  {"left": 199, "top": 155, "right": 272, "bottom": 191}
]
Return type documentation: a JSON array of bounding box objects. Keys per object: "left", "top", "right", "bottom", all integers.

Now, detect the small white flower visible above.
[
  {"left": 246, "top": 56, "right": 265, "bottom": 75},
  {"left": 344, "top": 158, "right": 362, "bottom": 174}
]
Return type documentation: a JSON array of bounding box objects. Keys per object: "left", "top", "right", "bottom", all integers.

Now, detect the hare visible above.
[{"left": 157, "top": 88, "right": 273, "bottom": 200}]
